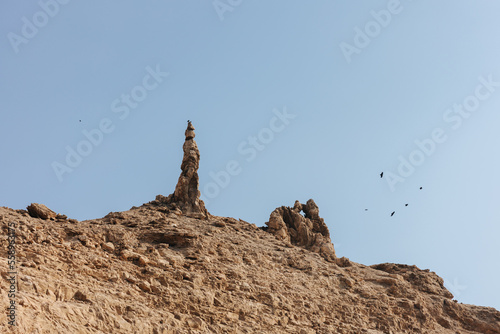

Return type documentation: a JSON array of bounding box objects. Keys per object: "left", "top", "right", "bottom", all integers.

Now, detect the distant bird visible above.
[
  {"left": 380, "top": 172, "right": 383, "bottom": 178},
  {"left": 79, "top": 120, "right": 81, "bottom": 122},
  {"left": 405, "top": 204, "right": 408, "bottom": 207},
  {"left": 390, "top": 211, "right": 395, "bottom": 217},
  {"left": 365, "top": 209, "right": 368, "bottom": 211},
  {"left": 419, "top": 187, "right": 422, "bottom": 190}
]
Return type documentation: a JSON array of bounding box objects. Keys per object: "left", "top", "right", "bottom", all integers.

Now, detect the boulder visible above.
[{"left": 27, "top": 203, "right": 57, "bottom": 220}]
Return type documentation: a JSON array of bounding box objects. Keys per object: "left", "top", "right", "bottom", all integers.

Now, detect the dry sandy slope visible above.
[{"left": 1, "top": 205, "right": 499, "bottom": 334}]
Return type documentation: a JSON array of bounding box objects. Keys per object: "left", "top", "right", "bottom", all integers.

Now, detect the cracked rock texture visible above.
[{"left": 1, "top": 205, "right": 499, "bottom": 334}]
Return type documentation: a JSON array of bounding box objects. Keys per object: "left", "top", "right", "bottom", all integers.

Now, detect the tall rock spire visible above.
[{"left": 169, "top": 121, "right": 208, "bottom": 218}]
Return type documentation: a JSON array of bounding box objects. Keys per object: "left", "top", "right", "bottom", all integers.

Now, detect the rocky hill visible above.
[{"left": 1, "top": 123, "right": 499, "bottom": 333}]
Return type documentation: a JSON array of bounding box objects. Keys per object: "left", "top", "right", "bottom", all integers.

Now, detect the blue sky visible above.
[{"left": 1, "top": 1, "right": 499, "bottom": 310}]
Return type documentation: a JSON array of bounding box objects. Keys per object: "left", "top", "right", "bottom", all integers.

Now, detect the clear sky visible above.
[{"left": 1, "top": 1, "right": 499, "bottom": 310}]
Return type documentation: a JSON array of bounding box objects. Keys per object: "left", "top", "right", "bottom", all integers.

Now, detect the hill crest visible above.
[{"left": 1, "top": 122, "right": 499, "bottom": 333}]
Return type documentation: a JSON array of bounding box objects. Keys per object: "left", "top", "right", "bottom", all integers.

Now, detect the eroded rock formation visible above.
[
  {"left": 149, "top": 121, "right": 208, "bottom": 219},
  {"left": 26, "top": 203, "right": 57, "bottom": 220},
  {"left": 266, "top": 199, "right": 336, "bottom": 261},
  {"left": 3, "top": 122, "right": 499, "bottom": 333}
]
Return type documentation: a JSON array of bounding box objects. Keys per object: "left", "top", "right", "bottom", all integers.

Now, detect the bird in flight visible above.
[
  {"left": 405, "top": 204, "right": 408, "bottom": 207},
  {"left": 390, "top": 211, "right": 395, "bottom": 217},
  {"left": 365, "top": 209, "right": 368, "bottom": 211},
  {"left": 380, "top": 172, "right": 383, "bottom": 178},
  {"left": 79, "top": 120, "right": 81, "bottom": 122},
  {"left": 419, "top": 187, "right": 422, "bottom": 190}
]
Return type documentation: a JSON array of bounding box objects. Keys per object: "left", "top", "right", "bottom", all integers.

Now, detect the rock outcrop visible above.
[
  {"left": 26, "top": 203, "right": 56, "bottom": 220},
  {"left": 266, "top": 199, "right": 336, "bottom": 262},
  {"left": 149, "top": 121, "right": 208, "bottom": 219}
]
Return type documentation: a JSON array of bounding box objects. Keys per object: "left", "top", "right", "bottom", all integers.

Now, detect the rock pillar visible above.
[{"left": 164, "top": 121, "right": 208, "bottom": 219}]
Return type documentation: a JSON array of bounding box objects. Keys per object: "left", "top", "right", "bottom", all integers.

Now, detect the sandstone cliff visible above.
[{"left": 1, "top": 123, "right": 499, "bottom": 333}]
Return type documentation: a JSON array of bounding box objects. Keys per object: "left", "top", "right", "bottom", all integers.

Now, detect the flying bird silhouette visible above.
[
  {"left": 380, "top": 172, "right": 383, "bottom": 178},
  {"left": 420, "top": 187, "right": 422, "bottom": 190},
  {"left": 405, "top": 204, "right": 408, "bottom": 207},
  {"left": 390, "top": 211, "right": 395, "bottom": 217}
]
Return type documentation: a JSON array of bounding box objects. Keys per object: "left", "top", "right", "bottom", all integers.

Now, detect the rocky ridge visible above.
[{"left": 1, "top": 122, "right": 499, "bottom": 333}]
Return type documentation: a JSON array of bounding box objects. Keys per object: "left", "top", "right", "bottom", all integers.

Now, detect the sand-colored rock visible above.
[
  {"left": 146, "top": 122, "right": 209, "bottom": 220},
  {"left": 266, "top": 199, "right": 336, "bottom": 261},
  {"left": 1, "top": 206, "right": 499, "bottom": 333},
  {"left": 1, "top": 123, "right": 499, "bottom": 333},
  {"left": 168, "top": 121, "right": 208, "bottom": 219},
  {"left": 26, "top": 203, "right": 57, "bottom": 220}
]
